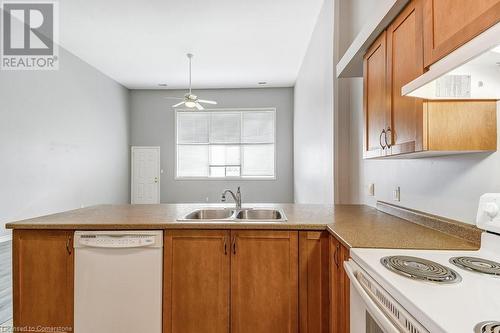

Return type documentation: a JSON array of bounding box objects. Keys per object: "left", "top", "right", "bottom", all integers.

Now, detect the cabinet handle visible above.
[
  {"left": 379, "top": 129, "right": 387, "bottom": 149},
  {"left": 334, "top": 244, "right": 340, "bottom": 268},
  {"left": 232, "top": 236, "right": 236, "bottom": 255},
  {"left": 385, "top": 127, "right": 392, "bottom": 148},
  {"left": 224, "top": 237, "right": 228, "bottom": 255},
  {"left": 66, "top": 236, "right": 72, "bottom": 255}
]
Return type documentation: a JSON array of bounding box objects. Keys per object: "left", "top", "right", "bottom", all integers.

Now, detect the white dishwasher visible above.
[{"left": 74, "top": 230, "right": 163, "bottom": 333}]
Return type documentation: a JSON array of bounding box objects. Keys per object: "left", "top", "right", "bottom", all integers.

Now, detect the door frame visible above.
[{"left": 131, "top": 146, "right": 161, "bottom": 204}]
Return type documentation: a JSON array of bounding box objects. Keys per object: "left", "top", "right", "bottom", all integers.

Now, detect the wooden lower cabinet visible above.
[
  {"left": 164, "top": 229, "right": 299, "bottom": 333},
  {"left": 231, "top": 230, "right": 298, "bottom": 333},
  {"left": 163, "top": 230, "right": 230, "bottom": 333},
  {"left": 12, "top": 228, "right": 344, "bottom": 333},
  {"left": 13, "top": 230, "right": 74, "bottom": 333},
  {"left": 329, "top": 235, "right": 350, "bottom": 333},
  {"left": 299, "top": 231, "right": 329, "bottom": 333}
]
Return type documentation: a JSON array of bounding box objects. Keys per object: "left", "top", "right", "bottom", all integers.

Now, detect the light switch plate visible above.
[
  {"left": 393, "top": 187, "right": 400, "bottom": 202},
  {"left": 368, "top": 183, "right": 375, "bottom": 196}
]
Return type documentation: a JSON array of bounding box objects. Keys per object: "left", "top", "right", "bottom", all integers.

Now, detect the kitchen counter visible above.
[{"left": 5, "top": 203, "right": 479, "bottom": 250}]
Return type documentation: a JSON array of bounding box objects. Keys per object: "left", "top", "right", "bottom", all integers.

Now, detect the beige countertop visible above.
[{"left": 5, "top": 203, "right": 479, "bottom": 250}]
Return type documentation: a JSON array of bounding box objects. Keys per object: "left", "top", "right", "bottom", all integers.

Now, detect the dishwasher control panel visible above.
[{"left": 74, "top": 231, "right": 163, "bottom": 248}]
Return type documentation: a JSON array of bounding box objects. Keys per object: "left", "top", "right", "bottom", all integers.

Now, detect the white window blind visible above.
[{"left": 176, "top": 109, "right": 276, "bottom": 179}]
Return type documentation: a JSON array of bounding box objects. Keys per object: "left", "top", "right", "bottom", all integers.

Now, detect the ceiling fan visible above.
[{"left": 165, "top": 53, "right": 217, "bottom": 110}]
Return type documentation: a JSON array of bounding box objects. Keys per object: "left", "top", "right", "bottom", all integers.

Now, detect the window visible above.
[{"left": 176, "top": 109, "right": 276, "bottom": 179}]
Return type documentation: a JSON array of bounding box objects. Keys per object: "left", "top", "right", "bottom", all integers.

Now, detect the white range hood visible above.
[{"left": 402, "top": 23, "right": 500, "bottom": 100}]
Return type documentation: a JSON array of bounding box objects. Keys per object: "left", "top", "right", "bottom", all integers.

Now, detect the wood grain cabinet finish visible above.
[
  {"left": 386, "top": 0, "right": 425, "bottom": 155},
  {"left": 231, "top": 230, "right": 298, "bottom": 333},
  {"left": 363, "top": 31, "right": 389, "bottom": 158},
  {"left": 329, "top": 236, "right": 350, "bottom": 333},
  {"left": 13, "top": 230, "right": 74, "bottom": 332},
  {"left": 423, "top": 0, "right": 500, "bottom": 67},
  {"left": 163, "top": 230, "right": 230, "bottom": 333},
  {"left": 299, "top": 231, "right": 329, "bottom": 333},
  {"left": 364, "top": 0, "right": 498, "bottom": 159}
]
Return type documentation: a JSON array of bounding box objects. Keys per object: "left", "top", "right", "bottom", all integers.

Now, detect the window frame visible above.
[{"left": 174, "top": 107, "right": 277, "bottom": 180}]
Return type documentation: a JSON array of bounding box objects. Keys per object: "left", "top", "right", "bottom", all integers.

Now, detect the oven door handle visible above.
[{"left": 344, "top": 260, "right": 400, "bottom": 333}]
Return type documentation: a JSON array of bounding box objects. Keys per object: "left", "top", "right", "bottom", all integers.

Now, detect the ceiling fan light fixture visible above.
[{"left": 167, "top": 53, "right": 217, "bottom": 109}]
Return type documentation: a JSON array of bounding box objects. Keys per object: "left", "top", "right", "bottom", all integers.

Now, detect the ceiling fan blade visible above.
[
  {"left": 164, "top": 97, "right": 184, "bottom": 100},
  {"left": 195, "top": 103, "right": 204, "bottom": 110},
  {"left": 198, "top": 99, "right": 217, "bottom": 105},
  {"left": 172, "top": 101, "right": 185, "bottom": 107}
]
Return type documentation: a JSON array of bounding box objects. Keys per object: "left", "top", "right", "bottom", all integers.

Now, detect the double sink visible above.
[{"left": 178, "top": 208, "right": 287, "bottom": 222}]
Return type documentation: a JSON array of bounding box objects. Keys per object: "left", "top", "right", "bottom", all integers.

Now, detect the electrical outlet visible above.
[
  {"left": 368, "top": 183, "right": 375, "bottom": 196},
  {"left": 393, "top": 186, "right": 401, "bottom": 202}
]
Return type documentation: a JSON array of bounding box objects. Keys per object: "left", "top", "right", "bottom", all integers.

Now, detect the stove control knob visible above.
[{"left": 484, "top": 202, "right": 499, "bottom": 219}]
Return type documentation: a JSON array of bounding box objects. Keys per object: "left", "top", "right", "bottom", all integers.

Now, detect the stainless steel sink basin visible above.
[
  {"left": 178, "top": 208, "right": 287, "bottom": 222},
  {"left": 235, "top": 209, "right": 284, "bottom": 220},
  {"left": 181, "top": 209, "right": 235, "bottom": 220}
]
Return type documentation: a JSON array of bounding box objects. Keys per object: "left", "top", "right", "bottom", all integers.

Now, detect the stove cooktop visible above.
[{"left": 351, "top": 233, "right": 500, "bottom": 333}]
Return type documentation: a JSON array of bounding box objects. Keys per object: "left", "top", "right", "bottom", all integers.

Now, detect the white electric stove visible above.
[{"left": 345, "top": 193, "right": 500, "bottom": 333}]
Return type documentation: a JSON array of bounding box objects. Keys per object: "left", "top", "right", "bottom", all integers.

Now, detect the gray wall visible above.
[
  {"left": 0, "top": 47, "right": 131, "bottom": 237},
  {"left": 334, "top": 0, "right": 500, "bottom": 224},
  {"left": 0, "top": 241, "right": 11, "bottom": 324},
  {"left": 130, "top": 88, "right": 294, "bottom": 203},
  {"left": 294, "top": 0, "right": 334, "bottom": 205}
]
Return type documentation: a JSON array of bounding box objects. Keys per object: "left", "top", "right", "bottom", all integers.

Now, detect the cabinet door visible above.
[
  {"left": 386, "top": 0, "right": 425, "bottom": 155},
  {"left": 423, "top": 0, "right": 500, "bottom": 67},
  {"left": 329, "top": 236, "right": 341, "bottom": 333},
  {"left": 299, "top": 231, "right": 329, "bottom": 333},
  {"left": 13, "top": 230, "right": 74, "bottom": 331},
  {"left": 339, "top": 243, "right": 350, "bottom": 333},
  {"left": 231, "top": 230, "right": 298, "bottom": 333},
  {"left": 363, "top": 31, "right": 389, "bottom": 158},
  {"left": 329, "top": 236, "right": 350, "bottom": 333},
  {"left": 163, "top": 230, "right": 230, "bottom": 333}
]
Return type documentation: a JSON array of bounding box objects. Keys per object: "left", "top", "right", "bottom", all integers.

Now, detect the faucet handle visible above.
[
  {"left": 237, "top": 186, "right": 241, "bottom": 194},
  {"left": 221, "top": 194, "right": 226, "bottom": 202}
]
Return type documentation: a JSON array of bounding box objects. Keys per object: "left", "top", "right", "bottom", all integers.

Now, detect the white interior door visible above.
[{"left": 131, "top": 146, "right": 160, "bottom": 204}]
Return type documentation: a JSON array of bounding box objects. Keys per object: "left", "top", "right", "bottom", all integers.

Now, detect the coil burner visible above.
[
  {"left": 381, "top": 256, "right": 461, "bottom": 284},
  {"left": 475, "top": 322, "right": 500, "bottom": 333},
  {"left": 450, "top": 257, "right": 500, "bottom": 276}
]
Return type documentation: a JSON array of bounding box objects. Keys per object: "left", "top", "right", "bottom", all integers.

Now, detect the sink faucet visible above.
[{"left": 221, "top": 186, "right": 242, "bottom": 209}]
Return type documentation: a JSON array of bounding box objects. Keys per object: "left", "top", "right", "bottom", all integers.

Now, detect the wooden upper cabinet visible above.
[
  {"left": 363, "top": 31, "right": 389, "bottom": 158},
  {"left": 231, "top": 230, "right": 298, "bottom": 333},
  {"left": 299, "top": 231, "right": 329, "bottom": 333},
  {"left": 363, "top": 0, "right": 498, "bottom": 159},
  {"left": 386, "top": 0, "right": 425, "bottom": 155},
  {"left": 423, "top": 0, "right": 500, "bottom": 67},
  {"left": 163, "top": 230, "right": 230, "bottom": 333},
  {"left": 13, "top": 230, "right": 74, "bottom": 331}
]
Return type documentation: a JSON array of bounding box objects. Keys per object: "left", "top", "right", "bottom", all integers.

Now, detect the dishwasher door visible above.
[{"left": 74, "top": 230, "right": 163, "bottom": 333}]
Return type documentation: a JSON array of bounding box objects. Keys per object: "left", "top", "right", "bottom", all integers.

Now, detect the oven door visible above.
[{"left": 344, "top": 260, "right": 428, "bottom": 333}]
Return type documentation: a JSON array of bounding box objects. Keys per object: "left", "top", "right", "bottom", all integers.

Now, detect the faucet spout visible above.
[{"left": 221, "top": 186, "right": 242, "bottom": 209}]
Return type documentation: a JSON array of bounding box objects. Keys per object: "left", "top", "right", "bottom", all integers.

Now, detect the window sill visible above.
[{"left": 174, "top": 176, "right": 277, "bottom": 181}]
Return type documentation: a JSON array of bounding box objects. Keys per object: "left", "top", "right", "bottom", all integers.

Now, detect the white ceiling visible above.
[{"left": 60, "top": 0, "right": 325, "bottom": 90}]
